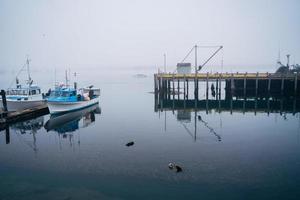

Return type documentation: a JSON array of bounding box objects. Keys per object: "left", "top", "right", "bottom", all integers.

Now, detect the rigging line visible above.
[
  {"left": 8, "top": 63, "right": 27, "bottom": 89},
  {"left": 172, "top": 110, "right": 194, "bottom": 138},
  {"left": 15, "top": 130, "right": 37, "bottom": 152},
  {"left": 180, "top": 46, "right": 195, "bottom": 63},
  {"left": 199, "top": 117, "right": 221, "bottom": 141},
  {"left": 172, "top": 45, "right": 195, "bottom": 73},
  {"left": 181, "top": 121, "right": 194, "bottom": 138}
]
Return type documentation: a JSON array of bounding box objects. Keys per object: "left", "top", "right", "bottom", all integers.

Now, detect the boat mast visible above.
[
  {"left": 26, "top": 57, "right": 31, "bottom": 83},
  {"left": 65, "top": 70, "right": 68, "bottom": 87}
]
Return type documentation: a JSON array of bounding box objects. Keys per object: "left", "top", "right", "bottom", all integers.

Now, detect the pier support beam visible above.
[
  {"left": 281, "top": 75, "right": 285, "bottom": 95},
  {"left": 172, "top": 75, "right": 175, "bottom": 100},
  {"left": 267, "top": 73, "right": 271, "bottom": 95},
  {"left": 255, "top": 72, "right": 258, "bottom": 97},
  {"left": 218, "top": 74, "right": 221, "bottom": 100},
  {"left": 5, "top": 127, "right": 10, "bottom": 144},
  {"left": 230, "top": 73, "right": 234, "bottom": 95},
  {"left": 186, "top": 79, "right": 189, "bottom": 100},
  {"left": 206, "top": 72, "right": 209, "bottom": 99},
  {"left": 177, "top": 79, "right": 180, "bottom": 100},
  {"left": 243, "top": 73, "right": 247, "bottom": 97},
  {"left": 0, "top": 90, "right": 7, "bottom": 112},
  {"left": 184, "top": 76, "right": 186, "bottom": 100},
  {"left": 295, "top": 73, "right": 298, "bottom": 96}
]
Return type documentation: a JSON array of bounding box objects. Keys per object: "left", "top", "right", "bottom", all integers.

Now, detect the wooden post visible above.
[
  {"left": 154, "top": 74, "right": 157, "bottom": 93},
  {"left": 167, "top": 80, "right": 171, "bottom": 100},
  {"left": 295, "top": 72, "right": 298, "bottom": 96},
  {"left": 267, "top": 73, "right": 271, "bottom": 94},
  {"left": 172, "top": 74, "right": 175, "bottom": 100},
  {"left": 219, "top": 74, "right": 221, "bottom": 99},
  {"left": 194, "top": 77, "right": 198, "bottom": 100},
  {"left": 184, "top": 76, "right": 186, "bottom": 109},
  {"left": 281, "top": 74, "right": 284, "bottom": 95},
  {"left": 267, "top": 97, "right": 270, "bottom": 116},
  {"left": 206, "top": 72, "right": 209, "bottom": 99},
  {"left": 255, "top": 72, "right": 258, "bottom": 97},
  {"left": 254, "top": 98, "right": 257, "bottom": 116},
  {"left": 243, "top": 73, "right": 247, "bottom": 97},
  {"left": 231, "top": 73, "right": 234, "bottom": 90},
  {"left": 0, "top": 90, "right": 7, "bottom": 112},
  {"left": 177, "top": 79, "right": 180, "bottom": 100},
  {"left": 216, "top": 72, "right": 219, "bottom": 99},
  {"left": 5, "top": 126, "right": 10, "bottom": 144},
  {"left": 158, "top": 77, "right": 161, "bottom": 94},
  {"left": 184, "top": 75, "right": 186, "bottom": 100},
  {"left": 186, "top": 79, "right": 189, "bottom": 100}
]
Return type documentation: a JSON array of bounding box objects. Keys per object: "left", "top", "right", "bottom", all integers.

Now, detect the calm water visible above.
[{"left": 1, "top": 68, "right": 300, "bottom": 200}]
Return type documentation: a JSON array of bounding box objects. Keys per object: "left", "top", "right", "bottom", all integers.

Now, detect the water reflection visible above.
[
  {"left": 2, "top": 105, "right": 101, "bottom": 151},
  {"left": 45, "top": 104, "right": 101, "bottom": 134},
  {"left": 155, "top": 87, "right": 300, "bottom": 142},
  {"left": 8, "top": 116, "right": 44, "bottom": 153}
]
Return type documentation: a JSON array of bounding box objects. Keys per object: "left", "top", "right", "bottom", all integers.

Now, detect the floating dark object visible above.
[
  {"left": 168, "top": 162, "right": 183, "bottom": 172},
  {"left": 126, "top": 141, "right": 134, "bottom": 147},
  {"left": 198, "top": 116, "right": 202, "bottom": 121},
  {"left": 175, "top": 165, "right": 183, "bottom": 173},
  {"left": 168, "top": 162, "right": 175, "bottom": 170}
]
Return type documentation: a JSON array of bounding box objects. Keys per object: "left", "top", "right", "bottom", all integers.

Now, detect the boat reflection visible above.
[
  {"left": 44, "top": 104, "right": 101, "bottom": 134},
  {"left": 9, "top": 116, "right": 44, "bottom": 152}
]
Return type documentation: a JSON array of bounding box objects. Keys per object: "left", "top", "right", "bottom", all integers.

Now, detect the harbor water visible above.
[{"left": 0, "top": 67, "right": 300, "bottom": 200}]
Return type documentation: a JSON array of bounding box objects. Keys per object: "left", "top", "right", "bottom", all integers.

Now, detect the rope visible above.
[{"left": 8, "top": 62, "right": 27, "bottom": 89}]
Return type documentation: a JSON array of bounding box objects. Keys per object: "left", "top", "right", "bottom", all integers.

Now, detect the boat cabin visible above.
[
  {"left": 6, "top": 86, "right": 41, "bottom": 96},
  {"left": 48, "top": 87, "right": 78, "bottom": 102}
]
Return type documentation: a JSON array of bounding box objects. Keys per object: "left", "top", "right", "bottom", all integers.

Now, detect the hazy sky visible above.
[{"left": 0, "top": 0, "right": 299, "bottom": 70}]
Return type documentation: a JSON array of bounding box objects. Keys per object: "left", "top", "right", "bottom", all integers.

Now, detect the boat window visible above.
[
  {"left": 31, "top": 90, "right": 36, "bottom": 95},
  {"left": 61, "top": 91, "right": 75, "bottom": 97},
  {"left": 50, "top": 91, "right": 60, "bottom": 97}
]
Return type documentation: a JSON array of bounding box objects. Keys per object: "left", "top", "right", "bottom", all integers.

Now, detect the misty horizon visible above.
[{"left": 0, "top": 0, "right": 299, "bottom": 71}]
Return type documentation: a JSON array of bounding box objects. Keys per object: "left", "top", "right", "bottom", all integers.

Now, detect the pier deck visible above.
[
  {"left": 0, "top": 105, "right": 49, "bottom": 130},
  {"left": 156, "top": 72, "right": 299, "bottom": 80}
]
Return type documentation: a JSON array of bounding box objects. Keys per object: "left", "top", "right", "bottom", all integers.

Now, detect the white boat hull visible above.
[
  {"left": 0, "top": 99, "right": 46, "bottom": 111},
  {"left": 47, "top": 97, "right": 99, "bottom": 114}
]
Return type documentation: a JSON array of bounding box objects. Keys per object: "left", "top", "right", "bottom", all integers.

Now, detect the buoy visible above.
[{"left": 126, "top": 141, "right": 134, "bottom": 147}]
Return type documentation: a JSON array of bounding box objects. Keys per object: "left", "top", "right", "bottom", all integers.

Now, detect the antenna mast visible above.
[
  {"left": 26, "top": 57, "right": 31, "bottom": 81},
  {"left": 65, "top": 70, "right": 68, "bottom": 87},
  {"left": 164, "top": 54, "right": 166, "bottom": 73}
]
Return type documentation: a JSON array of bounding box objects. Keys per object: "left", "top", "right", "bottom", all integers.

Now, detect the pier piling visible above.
[{"left": 0, "top": 90, "right": 7, "bottom": 112}]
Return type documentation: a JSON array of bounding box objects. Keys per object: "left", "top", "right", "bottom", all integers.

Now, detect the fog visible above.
[{"left": 0, "top": 0, "right": 299, "bottom": 71}]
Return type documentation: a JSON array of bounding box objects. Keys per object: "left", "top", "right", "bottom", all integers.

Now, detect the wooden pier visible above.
[
  {"left": 154, "top": 72, "right": 300, "bottom": 100},
  {"left": 0, "top": 90, "right": 49, "bottom": 131},
  {"left": 0, "top": 105, "right": 49, "bottom": 131}
]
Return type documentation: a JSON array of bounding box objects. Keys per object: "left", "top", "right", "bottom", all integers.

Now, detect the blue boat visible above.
[{"left": 46, "top": 84, "right": 100, "bottom": 115}]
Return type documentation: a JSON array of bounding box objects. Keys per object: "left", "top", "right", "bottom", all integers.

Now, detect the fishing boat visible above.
[
  {"left": 46, "top": 72, "right": 100, "bottom": 114},
  {"left": 0, "top": 58, "right": 46, "bottom": 111}
]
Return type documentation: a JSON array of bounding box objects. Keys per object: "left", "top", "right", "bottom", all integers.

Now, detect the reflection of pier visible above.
[
  {"left": 155, "top": 98, "right": 300, "bottom": 114},
  {"left": 154, "top": 73, "right": 300, "bottom": 141}
]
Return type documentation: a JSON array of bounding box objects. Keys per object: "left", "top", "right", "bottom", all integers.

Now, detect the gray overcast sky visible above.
[{"left": 0, "top": 0, "right": 299, "bottom": 70}]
